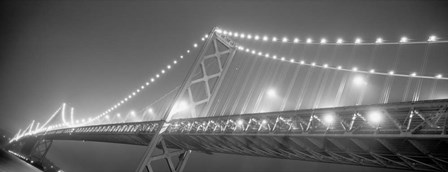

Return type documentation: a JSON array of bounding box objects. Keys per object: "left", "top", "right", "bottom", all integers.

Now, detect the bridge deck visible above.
[{"left": 13, "top": 99, "right": 448, "bottom": 171}]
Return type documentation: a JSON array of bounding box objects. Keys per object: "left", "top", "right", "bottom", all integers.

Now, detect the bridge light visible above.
[
  {"left": 148, "top": 108, "right": 154, "bottom": 113},
  {"left": 161, "top": 70, "right": 165, "bottom": 74},
  {"left": 124, "top": 98, "right": 128, "bottom": 101},
  {"left": 262, "top": 119, "right": 268, "bottom": 124},
  {"left": 311, "top": 62, "right": 316, "bottom": 66},
  {"left": 76, "top": 120, "right": 79, "bottom": 123},
  {"left": 172, "top": 100, "right": 189, "bottom": 114},
  {"left": 193, "top": 43, "right": 198, "bottom": 48},
  {"left": 355, "top": 38, "right": 362, "bottom": 44},
  {"left": 234, "top": 32, "right": 238, "bottom": 37},
  {"left": 400, "top": 37, "right": 408, "bottom": 43},
  {"left": 167, "top": 65, "right": 171, "bottom": 69},
  {"left": 320, "top": 38, "right": 327, "bottom": 44},
  {"left": 323, "top": 114, "right": 334, "bottom": 124},
  {"left": 282, "top": 37, "right": 288, "bottom": 43},
  {"left": 186, "top": 50, "right": 190, "bottom": 53},
  {"left": 368, "top": 111, "right": 382, "bottom": 123},
  {"left": 223, "top": 30, "right": 227, "bottom": 35},
  {"left": 272, "top": 55, "right": 277, "bottom": 59},
  {"left": 263, "top": 36, "right": 268, "bottom": 41},
  {"left": 411, "top": 72, "right": 417, "bottom": 77},
  {"left": 156, "top": 74, "right": 160, "bottom": 78},
  {"left": 290, "top": 58, "right": 295, "bottom": 63},
  {"left": 369, "top": 69, "right": 375, "bottom": 73},
  {"left": 352, "top": 67, "right": 358, "bottom": 71},
  {"left": 336, "top": 38, "right": 343, "bottom": 44},
  {"left": 323, "top": 64, "right": 328, "bottom": 68},
  {"left": 265, "top": 53, "right": 270, "bottom": 58},
  {"left": 228, "top": 32, "right": 233, "bottom": 36},
  {"left": 300, "top": 60, "right": 305, "bottom": 65},
  {"left": 117, "top": 113, "right": 121, "bottom": 117},
  {"left": 130, "top": 111, "right": 136, "bottom": 116},
  {"left": 267, "top": 88, "right": 277, "bottom": 97},
  {"left": 173, "top": 60, "right": 177, "bottom": 64},
  {"left": 247, "top": 35, "right": 252, "bottom": 39},
  {"left": 428, "top": 35, "right": 437, "bottom": 42},
  {"left": 306, "top": 38, "right": 312, "bottom": 44},
  {"left": 337, "top": 66, "right": 342, "bottom": 70},
  {"left": 272, "top": 37, "right": 278, "bottom": 42},
  {"left": 281, "top": 57, "right": 285, "bottom": 61},
  {"left": 258, "top": 52, "right": 262, "bottom": 56},
  {"left": 180, "top": 55, "right": 184, "bottom": 59},
  {"left": 251, "top": 50, "right": 255, "bottom": 54},
  {"left": 137, "top": 89, "right": 140, "bottom": 93},
  {"left": 237, "top": 119, "right": 244, "bottom": 125},
  {"left": 201, "top": 38, "right": 205, "bottom": 41},
  {"left": 389, "top": 71, "right": 394, "bottom": 75},
  {"left": 353, "top": 76, "right": 367, "bottom": 86},
  {"left": 436, "top": 74, "right": 443, "bottom": 78},
  {"left": 245, "top": 48, "right": 249, "bottom": 52},
  {"left": 240, "top": 33, "right": 245, "bottom": 38},
  {"left": 293, "top": 38, "right": 299, "bottom": 43},
  {"left": 254, "top": 35, "right": 260, "bottom": 40},
  {"left": 376, "top": 38, "right": 383, "bottom": 44},
  {"left": 151, "top": 78, "right": 155, "bottom": 82},
  {"left": 82, "top": 119, "right": 85, "bottom": 123}
]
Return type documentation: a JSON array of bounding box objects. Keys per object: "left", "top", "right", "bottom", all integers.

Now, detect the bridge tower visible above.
[{"left": 135, "top": 27, "right": 237, "bottom": 172}]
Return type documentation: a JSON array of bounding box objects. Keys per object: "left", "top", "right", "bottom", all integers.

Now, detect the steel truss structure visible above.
[{"left": 12, "top": 99, "right": 448, "bottom": 172}]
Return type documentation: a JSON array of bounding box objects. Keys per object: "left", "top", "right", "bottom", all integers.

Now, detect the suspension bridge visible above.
[{"left": 5, "top": 27, "right": 448, "bottom": 172}]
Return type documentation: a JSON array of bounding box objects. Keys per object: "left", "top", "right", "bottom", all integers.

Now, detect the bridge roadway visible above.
[{"left": 15, "top": 99, "right": 448, "bottom": 171}]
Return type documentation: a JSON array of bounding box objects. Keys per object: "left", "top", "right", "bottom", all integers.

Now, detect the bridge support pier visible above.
[
  {"left": 137, "top": 136, "right": 191, "bottom": 172},
  {"left": 29, "top": 139, "right": 53, "bottom": 164}
]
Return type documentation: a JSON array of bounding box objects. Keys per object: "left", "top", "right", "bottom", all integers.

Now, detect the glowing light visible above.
[
  {"left": 262, "top": 119, "right": 267, "bottom": 124},
  {"left": 258, "top": 52, "right": 262, "bottom": 56},
  {"left": 273, "top": 55, "right": 277, "bottom": 59},
  {"left": 156, "top": 74, "right": 160, "bottom": 78},
  {"left": 336, "top": 38, "right": 343, "bottom": 44},
  {"left": 267, "top": 88, "right": 277, "bottom": 97},
  {"left": 411, "top": 72, "right": 417, "bottom": 77},
  {"left": 263, "top": 36, "right": 268, "bottom": 41},
  {"left": 400, "top": 37, "right": 408, "bottom": 43},
  {"left": 311, "top": 62, "right": 316, "bottom": 66},
  {"left": 436, "top": 74, "right": 443, "bottom": 78},
  {"left": 306, "top": 38, "right": 312, "bottom": 43},
  {"left": 290, "top": 58, "right": 295, "bottom": 63},
  {"left": 323, "top": 64, "right": 328, "bottom": 68},
  {"left": 171, "top": 100, "right": 189, "bottom": 114},
  {"left": 265, "top": 53, "right": 270, "bottom": 58},
  {"left": 353, "top": 76, "right": 367, "bottom": 86},
  {"left": 293, "top": 38, "right": 299, "bottom": 43},
  {"left": 323, "top": 114, "right": 334, "bottom": 124},
  {"left": 368, "top": 111, "right": 382, "bottom": 123},
  {"left": 234, "top": 32, "right": 239, "bottom": 37},
  {"left": 272, "top": 37, "right": 278, "bottom": 42},
  {"left": 428, "top": 35, "right": 437, "bottom": 42},
  {"left": 117, "top": 113, "right": 121, "bottom": 117},
  {"left": 254, "top": 35, "right": 260, "bottom": 40},
  {"left": 245, "top": 48, "right": 250, "bottom": 52},
  {"left": 151, "top": 78, "right": 155, "bottom": 82},
  {"left": 355, "top": 38, "right": 362, "bottom": 44},
  {"left": 204, "top": 34, "right": 208, "bottom": 38},
  {"left": 337, "top": 66, "right": 342, "bottom": 70},
  {"left": 180, "top": 55, "right": 184, "bottom": 59},
  {"left": 240, "top": 33, "right": 245, "bottom": 38},
  {"left": 376, "top": 38, "right": 383, "bottom": 44},
  {"left": 300, "top": 60, "right": 305, "bottom": 65},
  {"left": 352, "top": 67, "right": 358, "bottom": 71},
  {"left": 167, "top": 65, "right": 171, "bottom": 69},
  {"left": 105, "top": 115, "right": 110, "bottom": 119},
  {"left": 132, "top": 92, "right": 136, "bottom": 96},
  {"left": 187, "top": 50, "right": 190, "bottom": 53},
  {"left": 251, "top": 50, "right": 255, "bottom": 54},
  {"left": 247, "top": 35, "right": 252, "bottom": 39},
  {"left": 389, "top": 71, "right": 394, "bottom": 75},
  {"left": 281, "top": 57, "right": 285, "bottom": 61},
  {"left": 370, "top": 69, "right": 375, "bottom": 73},
  {"left": 148, "top": 108, "right": 154, "bottom": 113},
  {"left": 130, "top": 111, "right": 136, "bottom": 116},
  {"left": 320, "top": 38, "right": 327, "bottom": 44},
  {"left": 228, "top": 32, "right": 233, "bottom": 36},
  {"left": 161, "top": 70, "right": 165, "bottom": 74},
  {"left": 237, "top": 119, "right": 244, "bottom": 125},
  {"left": 282, "top": 37, "right": 288, "bottom": 43},
  {"left": 193, "top": 43, "right": 198, "bottom": 47},
  {"left": 173, "top": 60, "right": 177, "bottom": 64}
]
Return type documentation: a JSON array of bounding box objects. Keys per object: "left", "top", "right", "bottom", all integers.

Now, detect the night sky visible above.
[{"left": 1, "top": 0, "right": 448, "bottom": 171}]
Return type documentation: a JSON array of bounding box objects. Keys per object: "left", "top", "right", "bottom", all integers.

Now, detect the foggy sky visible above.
[{"left": 1, "top": 0, "right": 448, "bottom": 171}]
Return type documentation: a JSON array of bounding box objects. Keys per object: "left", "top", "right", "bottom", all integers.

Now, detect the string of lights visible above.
[
  {"left": 215, "top": 28, "right": 445, "bottom": 45},
  {"left": 235, "top": 45, "right": 447, "bottom": 80}
]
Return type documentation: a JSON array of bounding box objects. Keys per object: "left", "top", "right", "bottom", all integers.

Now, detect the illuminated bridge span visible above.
[{"left": 7, "top": 27, "right": 448, "bottom": 172}]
